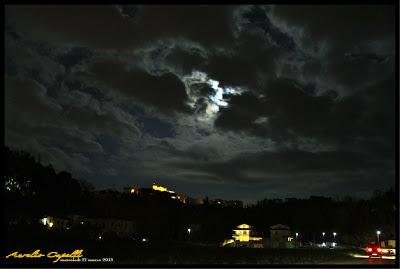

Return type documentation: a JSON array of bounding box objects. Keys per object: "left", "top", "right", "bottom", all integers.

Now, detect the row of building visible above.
[
  {"left": 40, "top": 215, "right": 294, "bottom": 248},
  {"left": 222, "top": 223, "right": 296, "bottom": 248},
  {"left": 38, "top": 215, "right": 396, "bottom": 251},
  {"left": 124, "top": 183, "right": 243, "bottom": 208},
  {"left": 39, "top": 215, "right": 136, "bottom": 239}
]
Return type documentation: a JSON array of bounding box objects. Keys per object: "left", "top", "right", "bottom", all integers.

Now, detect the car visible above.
[{"left": 365, "top": 244, "right": 383, "bottom": 258}]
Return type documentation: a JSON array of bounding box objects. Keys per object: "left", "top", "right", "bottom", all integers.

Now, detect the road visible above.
[{"left": 324, "top": 255, "right": 396, "bottom": 265}]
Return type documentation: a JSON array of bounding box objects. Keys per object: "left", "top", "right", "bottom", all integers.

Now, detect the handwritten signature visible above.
[{"left": 6, "top": 249, "right": 84, "bottom": 263}]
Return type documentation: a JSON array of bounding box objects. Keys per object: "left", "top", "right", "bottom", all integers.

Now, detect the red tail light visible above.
[
  {"left": 377, "top": 248, "right": 382, "bottom": 252},
  {"left": 367, "top": 248, "right": 373, "bottom": 252}
]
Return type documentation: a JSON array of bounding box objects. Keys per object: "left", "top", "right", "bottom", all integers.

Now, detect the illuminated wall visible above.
[
  {"left": 232, "top": 224, "right": 262, "bottom": 242},
  {"left": 152, "top": 184, "right": 175, "bottom": 193}
]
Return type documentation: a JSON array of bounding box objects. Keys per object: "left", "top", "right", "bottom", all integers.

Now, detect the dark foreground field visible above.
[
  {"left": 4, "top": 229, "right": 396, "bottom": 265},
  {"left": 3, "top": 239, "right": 397, "bottom": 266},
  {"left": 105, "top": 244, "right": 396, "bottom": 265}
]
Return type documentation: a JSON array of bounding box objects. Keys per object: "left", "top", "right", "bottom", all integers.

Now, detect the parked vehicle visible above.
[{"left": 365, "top": 244, "right": 383, "bottom": 258}]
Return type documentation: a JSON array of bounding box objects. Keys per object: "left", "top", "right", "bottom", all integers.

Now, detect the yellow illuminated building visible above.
[
  {"left": 152, "top": 183, "right": 175, "bottom": 194},
  {"left": 223, "top": 224, "right": 263, "bottom": 247}
]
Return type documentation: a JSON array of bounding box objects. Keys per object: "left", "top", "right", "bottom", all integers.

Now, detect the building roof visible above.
[
  {"left": 233, "top": 224, "right": 252, "bottom": 230},
  {"left": 270, "top": 224, "right": 290, "bottom": 230}
]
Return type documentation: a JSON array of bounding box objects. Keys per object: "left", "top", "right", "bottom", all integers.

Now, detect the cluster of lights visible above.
[
  {"left": 40, "top": 217, "right": 54, "bottom": 228},
  {"left": 40, "top": 217, "right": 196, "bottom": 245},
  {"left": 319, "top": 231, "right": 338, "bottom": 247},
  {"left": 5, "top": 177, "right": 22, "bottom": 192},
  {"left": 44, "top": 215, "right": 387, "bottom": 252}
]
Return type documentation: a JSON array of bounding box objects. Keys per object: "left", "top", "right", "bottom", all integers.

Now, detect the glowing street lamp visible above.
[
  {"left": 333, "top": 232, "right": 337, "bottom": 242},
  {"left": 376, "top": 230, "right": 381, "bottom": 244},
  {"left": 187, "top": 228, "right": 191, "bottom": 235},
  {"left": 322, "top": 232, "right": 325, "bottom": 246},
  {"left": 295, "top": 233, "right": 299, "bottom": 247}
]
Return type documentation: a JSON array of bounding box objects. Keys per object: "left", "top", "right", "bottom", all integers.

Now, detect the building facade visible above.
[{"left": 222, "top": 224, "right": 263, "bottom": 248}]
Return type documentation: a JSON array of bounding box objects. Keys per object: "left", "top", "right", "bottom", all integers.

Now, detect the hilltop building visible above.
[{"left": 125, "top": 183, "right": 244, "bottom": 208}]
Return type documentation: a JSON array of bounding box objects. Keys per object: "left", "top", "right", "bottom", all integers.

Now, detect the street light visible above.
[
  {"left": 187, "top": 228, "right": 191, "bottom": 234},
  {"left": 376, "top": 230, "right": 381, "bottom": 245},
  {"left": 322, "top": 232, "right": 325, "bottom": 246},
  {"left": 333, "top": 232, "right": 337, "bottom": 242}
]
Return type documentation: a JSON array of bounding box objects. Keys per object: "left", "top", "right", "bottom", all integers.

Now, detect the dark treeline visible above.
[{"left": 4, "top": 147, "right": 396, "bottom": 247}]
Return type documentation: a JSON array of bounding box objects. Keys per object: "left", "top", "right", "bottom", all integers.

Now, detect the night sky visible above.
[{"left": 5, "top": 5, "right": 396, "bottom": 202}]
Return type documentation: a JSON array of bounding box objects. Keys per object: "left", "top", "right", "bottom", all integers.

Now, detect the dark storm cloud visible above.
[
  {"left": 56, "top": 47, "right": 94, "bottom": 71},
  {"left": 87, "top": 59, "right": 191, "bottom": 113},
  {"left": 6, "top": 5, "right": 237, "bottom": 50},
  {"left": 269, "top": 5, "right": 396, "bottom": 95},
  {"left": 241, "top": 6, "right": 297, "bottom": 52},
  {"left": 215, "top": 78, "right": 336, "bottom": 140},
  {"left": 202, "top": 41, "right": 279, "bottom": 91},
  {"left": 215, "top": 76, "right": 395, "bottom": 148},
  {"left": 5, "top": 76, "right": 62, "bottom": 122},
  {"left": 5, "top": 5, "right": 396, "bottom": 201},
  {"left": 163, "top": 45, "right": 208, "bottom": 76},
  {"left": 166, "top": 148, "right": 395, "bottom": 199},
  {"left": 171, "top": 149, "right": 390, "bottom": 181},
  {"left": 271, "top": 5, "right": 395, "bottom": 52}
]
